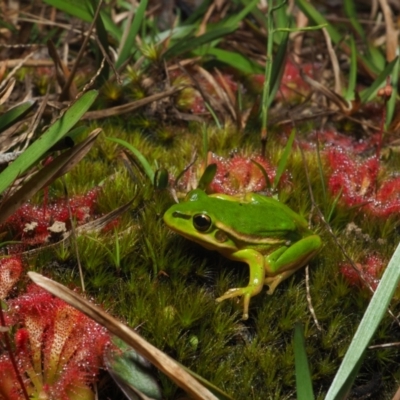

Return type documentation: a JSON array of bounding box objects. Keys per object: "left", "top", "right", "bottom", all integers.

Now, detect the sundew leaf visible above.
[
  {"left": 294, "top": 324, "right": 314, "bottom": 400},
  {"left": 359, "top": 57, "right": 398, "bottom": 103},
  {"left": 0, "top": 100, "right": 35, "bottom": 132},
  {"left": 116, "top": 0, "right": 148, "bottom": 69},
  {"left": 325, "top": 242, "right": 400, "bottom": 400},
  {"left": 107, "top": 137, "right": 155, "bottom": 183},
  {"left": 0, "top": 90, "right": 98, "bottom": 195}
]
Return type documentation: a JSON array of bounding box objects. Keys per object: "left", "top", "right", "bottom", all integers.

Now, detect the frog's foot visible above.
[
  {"left": 216, "top": 288, "right": 252, "bottom": 320},
  {"left": 265, "top": 270, "right": 296, "bottom": 295}
]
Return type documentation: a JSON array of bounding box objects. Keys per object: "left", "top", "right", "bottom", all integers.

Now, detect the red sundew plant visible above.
[
  {"left": 2, "top": 188, "right": 100, "bottom": 250},
  {"left": 0, "top": 284, "right": 110, "bottom": 400},
  {"left": 340, "top": 254, "right": 385, "bottom": 291},
  {"left": 250, "top": 60, "right": 319, "bottom": 101},
  {"left": 326, "top": 148, "right": 400, "bottom": 217},
  {"left": 0, "top": 257, "right": 22, "bottom": 300},
  {"left": 177, "top": 152, "right": 284, "bottom": 195},
  {"left": 207, "top": 153, "right": 279, "bottom": 195},
  {"left": 301, "top": 128, "right": 379, "bottom": 154}
]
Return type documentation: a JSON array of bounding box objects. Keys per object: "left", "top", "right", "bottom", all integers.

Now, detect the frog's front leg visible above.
[
  {"left": 264, "top": 234, "right": 321, "bottom": 294},
  {"left": 215, "top": 249, "right": 265, "bottom": 320}
]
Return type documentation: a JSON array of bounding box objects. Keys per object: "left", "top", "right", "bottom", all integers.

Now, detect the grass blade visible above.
[
  {"left": 294, "top": 323, "right": 314, "bottom": 400},
  {"left": 0, "top": 90, "right": 98, "bottom": 195},
  {"left": 273, "top": 129, "right": 295, "bottom": 189},
  {"left": 359, "top": 57, "right": 398, "bottom": 103},
  {"left": 344, "top": 36, "right": 357, "bottom": 102},
  {"left": 163, "top": 26, "right": 237, "bottom": 59},
  {"left": 201, "top": 48, "right": 263, "bottom": 74},
  {"left": 0, "top": 100, "right": 35, "bottom": 132},
  {"left": 116, "top": 0, "right": 148, "bottom": 69},
  {"left": 325, "top": 242, "right": 400, "bottom": 400},
  {"left": 107, "top": 137, "right": 155, "bottom": 183},
  {"left": 386, "top": 53, "right": 399, "bottom": 128}
]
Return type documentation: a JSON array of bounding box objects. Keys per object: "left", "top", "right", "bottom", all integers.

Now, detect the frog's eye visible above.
[{"left": 193, "top": 214, "right": 211, "bottom": 232}]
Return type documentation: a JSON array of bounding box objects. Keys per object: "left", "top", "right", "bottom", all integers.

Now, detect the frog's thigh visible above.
[{"left": 264, "top": 235, "right": 321, "bottom": 294}]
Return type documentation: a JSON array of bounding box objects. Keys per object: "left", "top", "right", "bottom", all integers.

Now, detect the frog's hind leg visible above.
[
  {"left": 264, "top": 234, "right": 321, "bottom": 295},
  {"left": 216, "top": 249, "right": 265, "bottom": 320}
]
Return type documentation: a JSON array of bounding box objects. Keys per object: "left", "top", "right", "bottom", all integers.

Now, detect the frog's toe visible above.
[{"left": 216, "top": 287, "right": 244, "bottom": 302}]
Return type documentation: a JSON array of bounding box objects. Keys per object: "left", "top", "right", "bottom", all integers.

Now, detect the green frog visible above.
[{"left": 163, "top": 189, "right": 321, "bottom": 319}]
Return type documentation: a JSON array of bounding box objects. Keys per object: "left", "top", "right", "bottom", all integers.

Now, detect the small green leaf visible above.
[
  {"left": 116, "top": 0, "right": 148, "bottom": 69},
  {"left": 154, "top": 168, "right": 169, "bottom": 190},
  {"left": 163, "top": 26, "right": 237, "bottom": 59},
  {"left": 200, "top": 48, "right": 263, "bottom": 74},
  {"left": 107, "top": 137, "right": 155, "bottom": 183},
  {"left": 106, "top": 337, "right": 162, "bottom": 400},
  {"left": 0, "top": 100, "right": 35, "bottom": 132},
  {"left": 294, "top": 323, "right": 314, "bottom": 400},
  {"left": 360, "top": 57, "right": 398, "bottom": 103},
  {"left": 273, "top": 129, "right": 295, "bottom": 189},
  {"left": 198, "top": 164, "right": 217, "bottom": 190}
]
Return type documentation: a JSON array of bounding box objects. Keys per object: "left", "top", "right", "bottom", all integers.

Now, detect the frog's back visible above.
[{"left": 210, "top": 195, "right": 309, "bottom": 239}]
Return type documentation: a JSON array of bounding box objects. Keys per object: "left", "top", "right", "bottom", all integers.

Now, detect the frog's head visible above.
[{"left": 163, "top": 189, "right": 237, "bottom": 253}]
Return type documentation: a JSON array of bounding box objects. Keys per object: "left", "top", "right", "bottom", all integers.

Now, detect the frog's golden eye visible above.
[{"left": 193, "top": 214, "right": 211, "bottom": 232}]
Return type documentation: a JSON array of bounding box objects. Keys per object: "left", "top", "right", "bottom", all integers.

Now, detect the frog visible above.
[{"left": 163, "top": 189, "right": 322, "bottom": 320}]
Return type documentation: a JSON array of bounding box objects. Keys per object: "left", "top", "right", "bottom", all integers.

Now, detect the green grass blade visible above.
[
  {"left": 386, "top": 53, "right": 399, "bottom": 128},
  {"left": 343, "top": 0, "right": 365, "bottom": 40},
  {"left": 106, "top": 137, "right": 155, "bottom": 183},
  {"left": 221, "top": 0, "right": 259, "bottom": 28},
  {"left": 0, "top": 100, "right": 35, "bottom": 132},
  {"left": 296, "top": 0, "right": 342, "bottom": 44},
  {"left": 163, "top": 26, "right": 237, "bottom": 59},
  {"left": 325, "top": 242, "right": 400, "bottom": 400},
  {"left": 344, "top": 36, "right": 357, "bottom": 101},
  {"left": 42, "top": 0, "right": 121, "bottom": 40},
  {"left": 359, "top": 57, "right": 398, "bottom": 103},
  {"left": 0, "top": 90, "right": 97, "bottom": 195},
  {"left": 294, "top": 323, "right": 314, "bottom": 400},
  {"left": 200, "top": 48, "right": 263, "bottom": 74},
  {"left": 273, "top": 129, "right": 295, "bottom": 189},
  {"left": 116, "top": 0, "right": 148, "bottom": 69}
]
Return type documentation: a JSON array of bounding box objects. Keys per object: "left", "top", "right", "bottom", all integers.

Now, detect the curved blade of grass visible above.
[
  {"left": 359, "top": 57, "right": 398, "bottom": 103},
  {"left": 0, "top": 90, "right": 98, "bottom": 195},
  {"left": 273, "top": 129, "right": 295, "bottom": 189},
  {"left": 220, "top": 0, "right": 259, "bottom": 27},
  {"left": 107, "top": 137, "right": 155, "bottom": 183},
  {"left": 386, "top": 53, "right": 399, "bottom": 128},
  {"left": 163, "top": 26, "right": 237, "bottom": 59},
  {"left": 344, "top": 36, "right": 357, "bottom": 102},
  {"left": 0, "top": 100, "right": 35, "bottom": 132},
  {"left": 116, "top": 0, "right": 148, "bottom": 69},
  {"left": 200, "top": 48, "right": 263, "bottom": 74},
  {"left": 43, "top": 0, "right": 120, "bottom": 40},
  {"left": 343, "top": 0, "right": 365, "bottom": 40},
  {"left": 296, "top": 0, "right": 341, "bottom": 44},
  {"left": 27, "top": 272, "right": 219, "bottom": 400},
  {"left": 325, "top": 242, "right": 400, "bottom": 400},
  {"left": 251, "top": 159, "right": 271, "bottom": 189},
  {"left": 294, "top": 323, "right": 314, "bottom": 400}
]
